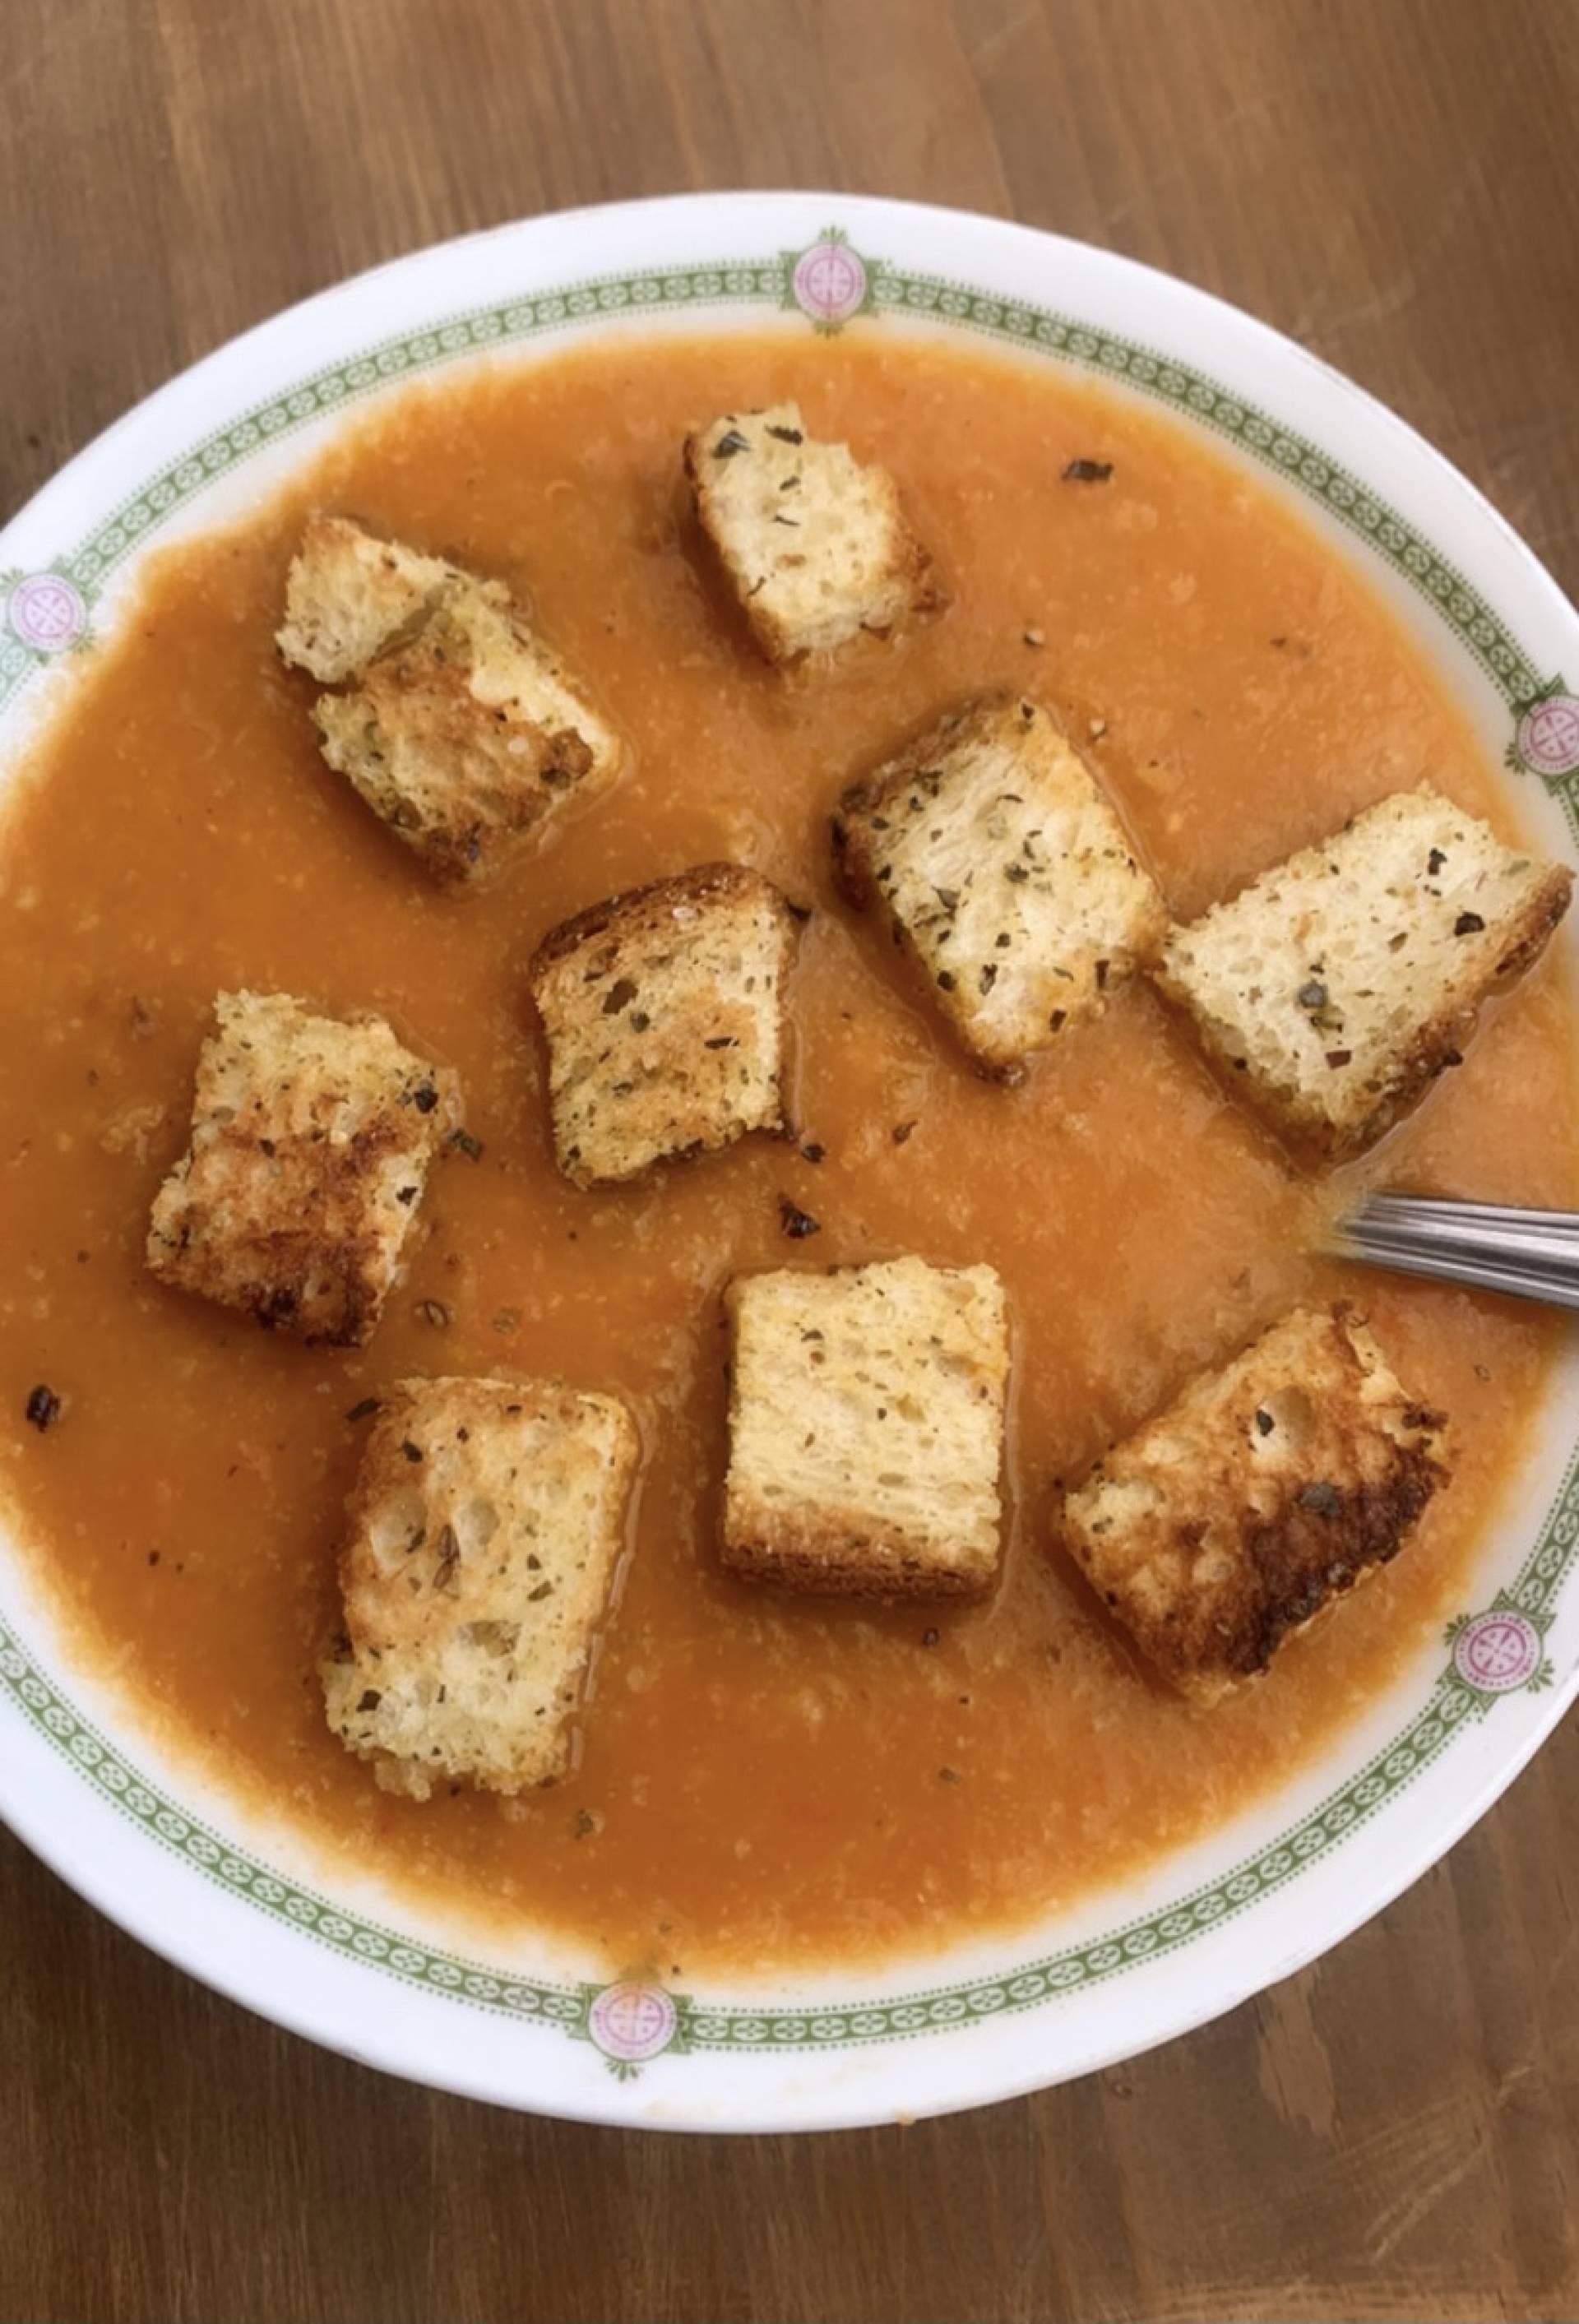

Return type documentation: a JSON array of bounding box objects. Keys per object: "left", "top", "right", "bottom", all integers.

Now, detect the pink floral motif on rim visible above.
[
  {"left": 792, "top": 238, "right": 868, "bottom": 328},
  {"left": 1454, "top": 1609, "right": 1541, "bottom": 1694},
  {"left": 587, "top": 1980, "right": 678, "bottom": 2063},
  {"left": 7, "top": 573, "right": 86, "bottom": 655},
  {"left": 1518, "top": 693, "right": 1579, "bottom": 777}
]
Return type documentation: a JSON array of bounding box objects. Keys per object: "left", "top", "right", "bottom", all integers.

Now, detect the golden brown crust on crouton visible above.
[
  {"left": 322, "top": 1375, "right": 639, "bottom": 1798},
  {"left": 720, "top": 1515, "right": 991, "bottom": 1602},
  {"left": 146, "top": 991, "right": 459, "bottom": 1346},
  {"left": 528, "top": 861, "right": 803, "bottom": 1187},
  {"left": 1155, "top": 786, "right": 1573, "bottom": 1160},
  {"left": 1057, "top": 1304, "right": 1450, "bottom": 1701},
  {"left": 722, "top": 1257, "right": 1010, "bottom": 1600},
  {"left": 834, "top": 691, "right": 1168, "bottom": 1080},
  {"left": 683, "top": 401, "right": 941, "bottom": 663}
]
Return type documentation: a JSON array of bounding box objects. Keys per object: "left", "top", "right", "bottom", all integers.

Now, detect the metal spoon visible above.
[{"left": 1328, "top": 1193, "right": 1579, "bottom": 1312}]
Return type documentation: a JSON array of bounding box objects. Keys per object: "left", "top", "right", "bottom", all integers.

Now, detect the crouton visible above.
[
  {"left": 833, "top": 692, "right": 1168, "bottom": 1078},
  {"left": 528, "top": 862, "right": 803, "bottom": 1187},
  {"left": 314, "top": 576, "right": 621, "bottom": 887},
  {"left": 276, "top": 513, "right": 461, "bottom": 683},
  {"left": 722, "top": 1256, "right": 1010, "bottom": 1599},
  {"left": 321, "top": 1375, "right": 639, "bottom": 1799},
  {"left": 1058, "top": 1304, "right": 1449, "bottom": 1701},
  {"left": 1155, "top": 785, "right": 1572, "bottom": 1159},
  {"left": 146, "top": 990, "right": 459, "bottom": 1346},
  {"left": 683, "top": 400, "right": 940, "bottom": 662},
  {"left": 278, "top": 516, "right": 621, "bottom": 886}
]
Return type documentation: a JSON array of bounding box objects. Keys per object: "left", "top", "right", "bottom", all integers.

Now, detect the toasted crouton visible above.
[
  {"left": 146, "top": 991, "right": 459, "bottom": 1346},
  {"left": 276, "top": 513, "right": 461, "bottom": 683},
  {"left": 683, "top": 400, "right": 940, "bottom": 662},
  {"left": 278, "top": 516, "right": 621, "bottom": 886},
  {"left": 1155, "top": 785, "right": 1572, "bottom": 1159},
  {"left": 313, "top": 573, "right": 621, "bottom": 887},
  {"left": 1058, "top": 1305, "right": 1449, "bottom": 1701},
  {"left": 528, "top": 863, "right": 803, "bottom": 1187},
  {"left": 833, "top": 692, "right": 1168, "bottom": 1078},
  {"left": 322, "top": 1375, "right": 639, "bottom": 1799},
  {"left": 723, "top": 1256, "right": 1010, "bottom": 1599}
]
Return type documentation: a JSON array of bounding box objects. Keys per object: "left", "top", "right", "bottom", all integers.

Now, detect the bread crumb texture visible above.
[
  {"left": 723, "top": 1254, "right": 1010, "bottom": 1599},
  {"left": 276, "top": 512, "right": 457, "bottom": 683},
  {"left": 835, "top": 690, "right": 1168, "bottom": 1076},
  {"left": 146, "top": 989, "right": 459, "bottom": 1346},
  {"left": 278, "top": 514, "right": 620, "bottom": 884},
  {"left": 1156, "top": 784, "right": 1572, "bottom": 1157},
  {"left": 684, "top": 400, "right": 940, "bottom": 660},
  {"left": 529, "top": 861, "right": 803, "bottom": 1187},
  {"left": 322, "top": 1374, "right": 639, "bottom": 1798},
  {"left": 1058, "top": 1303, "right": 1450, "bottom": 1701}
]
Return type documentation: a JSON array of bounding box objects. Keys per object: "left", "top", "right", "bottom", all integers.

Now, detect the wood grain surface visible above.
[{"left": 4, "top": 2, "right": 1579, "bottom": 2318}]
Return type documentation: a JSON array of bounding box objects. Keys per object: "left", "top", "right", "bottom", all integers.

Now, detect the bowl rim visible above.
[{"left": 3, "top": 188, "right": 1578, "bottom": 2132}]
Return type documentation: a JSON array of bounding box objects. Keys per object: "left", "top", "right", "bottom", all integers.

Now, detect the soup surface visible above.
[{"left": 1, "top": 330, "right": 1574, "bottom": 1979}]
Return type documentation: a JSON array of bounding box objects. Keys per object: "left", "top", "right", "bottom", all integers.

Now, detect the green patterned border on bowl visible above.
[
  {"left": 2, "top": 221, "right": 1577, "bottom": 2082},
  {"left": 0, "top": 1432, "right": 1571, "bottom": 2073}
]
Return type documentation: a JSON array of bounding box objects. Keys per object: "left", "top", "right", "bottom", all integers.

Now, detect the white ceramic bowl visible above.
[{"left": 3, "top": 192, "right": 1577, "bottom": 2131}]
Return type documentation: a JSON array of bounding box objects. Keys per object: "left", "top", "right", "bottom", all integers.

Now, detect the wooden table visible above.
[{"left": 4, "top": 3, "right": 1578, "bottom": 2317}]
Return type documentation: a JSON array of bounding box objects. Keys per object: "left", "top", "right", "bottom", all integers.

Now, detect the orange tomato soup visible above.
[{"left": 0, "top": 331, "right": 1573, "bottom": 1978}]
